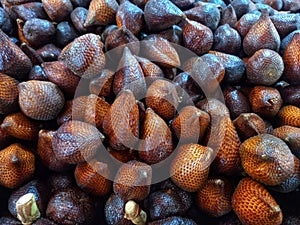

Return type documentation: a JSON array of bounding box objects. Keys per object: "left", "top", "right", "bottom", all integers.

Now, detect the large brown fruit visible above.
[
  {"left": 170, "top": 144, "right": 213, "bottom": 192},
  {"left": 232, "top": 177, "right": 282, "bottom": 225},
  {"left": 103, "top": 89, "right": 139, "bottom": 150},
  {"left": 18, "top": 80, "right": 65, "bottom": 121},
  {"left": 46, "top": 187, "right": 96, "bottom": 225},
  {"left": 205, "top": 116, "right": 242, "bottom": 175},
  {"left": 239, "top": 134, "right": 294, "bottom": 186},
  {"left": 146, "top": 79, "right": 179, "bottom": 121},
  {"left": 196, "top": 177, "right": 233, "bottom": 217},
  {"left": 75, "top": 159, "right": 111, "bottom": 196},
  {"left": 0, "top": 73, "right": 19, "bottom": 114},
  {"left": 0, "top": 144, "right": 35, "bottom": 188},
  {"left": 0, "top": 29, "right": 32, "bottom": 80},
  {"left": 59, "top": 33, "right": 106, "bottom": 79},
  {"left": 138, "top": 108, "right": 173, "bottom": 164},
  {"left": 113, "top": 160, "right": 152, "bottom": 201},
  {"left": 52, "top": 120, "right": 104, "bottom": 164}
]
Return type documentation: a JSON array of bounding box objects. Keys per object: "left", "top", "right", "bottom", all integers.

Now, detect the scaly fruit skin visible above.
[
  {"left": 277, "top": 105, "right": 300, "bottom": 127},
  {"left": 232, "top": 177, "right": 283, "bottom": 225},
  {"left": 74, "top": 160, "right": 112, "bottom": 196},
  {"left": 102, "top": 89, "right": 139, "bottom": 151},
  {"left": 0, "top": 73, "right": 19, "bottom": 115},
  {"left": 113, "top": 160, "right": 152, "bottom": 201},
  {"left": 196, "top": 177, "right": 233, "bottom": 217},
  {"left": 170, "top": 144, "right": 213, "bottom": 192},
  {"left": 206, "top": 116, "right": 242, "bottom": 176},
  {"left": 239, "top": 134, "right": 294, "bottom": 186},
  {"left": 59, "top": 33, "right": 106, "bottom": 79},
  {"left": 52, "top": 120, "right": 104, "bottom": 164},
  {"left": 0, "top": 143, "right": 35, "bottom": 189},
  {"left": 18, "top": 80, "right": 65, "bottom": 121},
  {"left": 139, "top": 108, "right": 173, "bottom": 164}
]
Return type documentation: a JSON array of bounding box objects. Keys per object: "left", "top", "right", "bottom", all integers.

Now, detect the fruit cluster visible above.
[{"left": 0, "top": 0, "right": 300, "bottom": 224}]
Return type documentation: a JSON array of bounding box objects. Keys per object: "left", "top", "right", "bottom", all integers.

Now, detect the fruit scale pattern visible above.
[{"left": 0, "top": 0, "right": 300, "bottom": 224}]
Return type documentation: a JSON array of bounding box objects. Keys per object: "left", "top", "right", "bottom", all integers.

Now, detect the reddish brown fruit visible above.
[
  {"left": 20, "top": 42, "right": 44, "bottom": 65},
  {"left": 236, "top": 13, "right": 259, "bottom": 38},
  {"left": 223, "top": 87, "right": 251, "bottom": 119},
  {"left": 42, "top": 0, "right": 73, "bottom": 22},
  {"left": 102, "top": 90, "right": 139, "bottom": 150},
  {"left": 0, "top": 73, "right": 19, "bottom": 115},
  {"left": 113, "top": 47, "right": 146, "bottom": 96},
  {"left": 89, "top": 69, "right": 114, "bottom": 98},
  {"left": 138, "top": 108, "right": 173, "bottom": 164},
  {"left": 170, "top": 144, "right": 214, "bottom": 192},
  {"left": 144, "top": 0, "right": 184, "bottom": 32},
  {"left": 239, "top": 134, "right": 294, "bottom": 186},
  {"left": 52, "top": 120, "right": 104, "bottom": 164},
  {"left": 135, "top": 56, "right": 164, "bottom": 82},
  {"left": 116, "top": 0, "right": 144, "bottom": 36},
  {"left": 37, "top": 130, "right": 72, "bottom": 172},
  {"left": 84, "top": 0, "right": 119, "bottom": 26},
  {"left": 113, "top": 160, "right": 152, "bottom": 201},
  {"left": 75, "top": 159, "right": 111, "bottom": 196},
  {"left": 243, "top": 10, "right": 280, "bottom": 56},
  {"left": 105, "top": 27, "right": 139, "bottom": 56},
  {"left": 108, "top": 147, "right": 137, "bottom": 163},
  {"left": 277, "top": 105, "right": 300, "bottom": 127},
  {"left": 233, "top": 113, "right": 266, "bottom": 141},
  {"left": 206, "top": 116, "right": 242, "bottom": 175},
  {"left": 232, "top": 177, "right": 283, "bottom": 225},
  {"left": 209, "top": 51, "right": 245, "bottom": 84},
  {"left": 185, "top": 54, "right": 225, "bottom": 94},
  {"left": 213, "top": 24, "right": 241, "bottom": 55},
  {"left": 0, "top": 29, "right": 32, "bottom": 80},
  {"left": 146, "top": 79, "right": 178, "bottom": 121},
  {"left": 41, "top": 61, "right": 80, "bottom": 97},
  {"left": 283, "top": 33, "right": 300, "bottom": 85},
  {"left": 46, "top": 187, "right": 96, "bottom": 225},
  {"left": 18, "top": 80, "right": 65, "bottom": 121},
  {"left": 0, "top": 143, "right": 35, "bottom": 189},
  {"left": 83, "top": 94, "right": 110, "bottom": 130},
  {"left": 249, "top": 86, "right": 283, "bottom": 118},
  {"left": 1, "top": 112, "right": 40, "bottom": 141},
  {"left": 270, "top": 155, "right": 300, "bottom": 193},
  {"left": 141, "top": 36, "right": 180, "bottom": 68},
  {"left": 182, "top": 18, "right": 213, "bottom": 55},
  {"left": 59, "top": 33, "right": 106, "bottom": 79},
  {"left": 171, "top": 106, "right": 210, "bottom": 143},
  {"left": 184, "top": 2, "right": 221, "bottom": 31},
  {"left": 273, "top": 125, "right": 300, "bottom": 157},
  {"left": 196, "top": 177, "right": 233, "bottom": 217},
  {"left": 197, "top": 98, "right": 230, "bottom": 119},
  {"left": 246, "top": 49, "right": 284, "bottom": 85}
]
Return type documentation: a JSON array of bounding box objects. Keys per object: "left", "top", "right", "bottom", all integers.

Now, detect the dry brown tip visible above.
[
  {"left": 16, "top": 193, "right": 41, "bottom": 225},
  {"left": 124, "top": 200, "right": 147, "bottom": 225}
]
